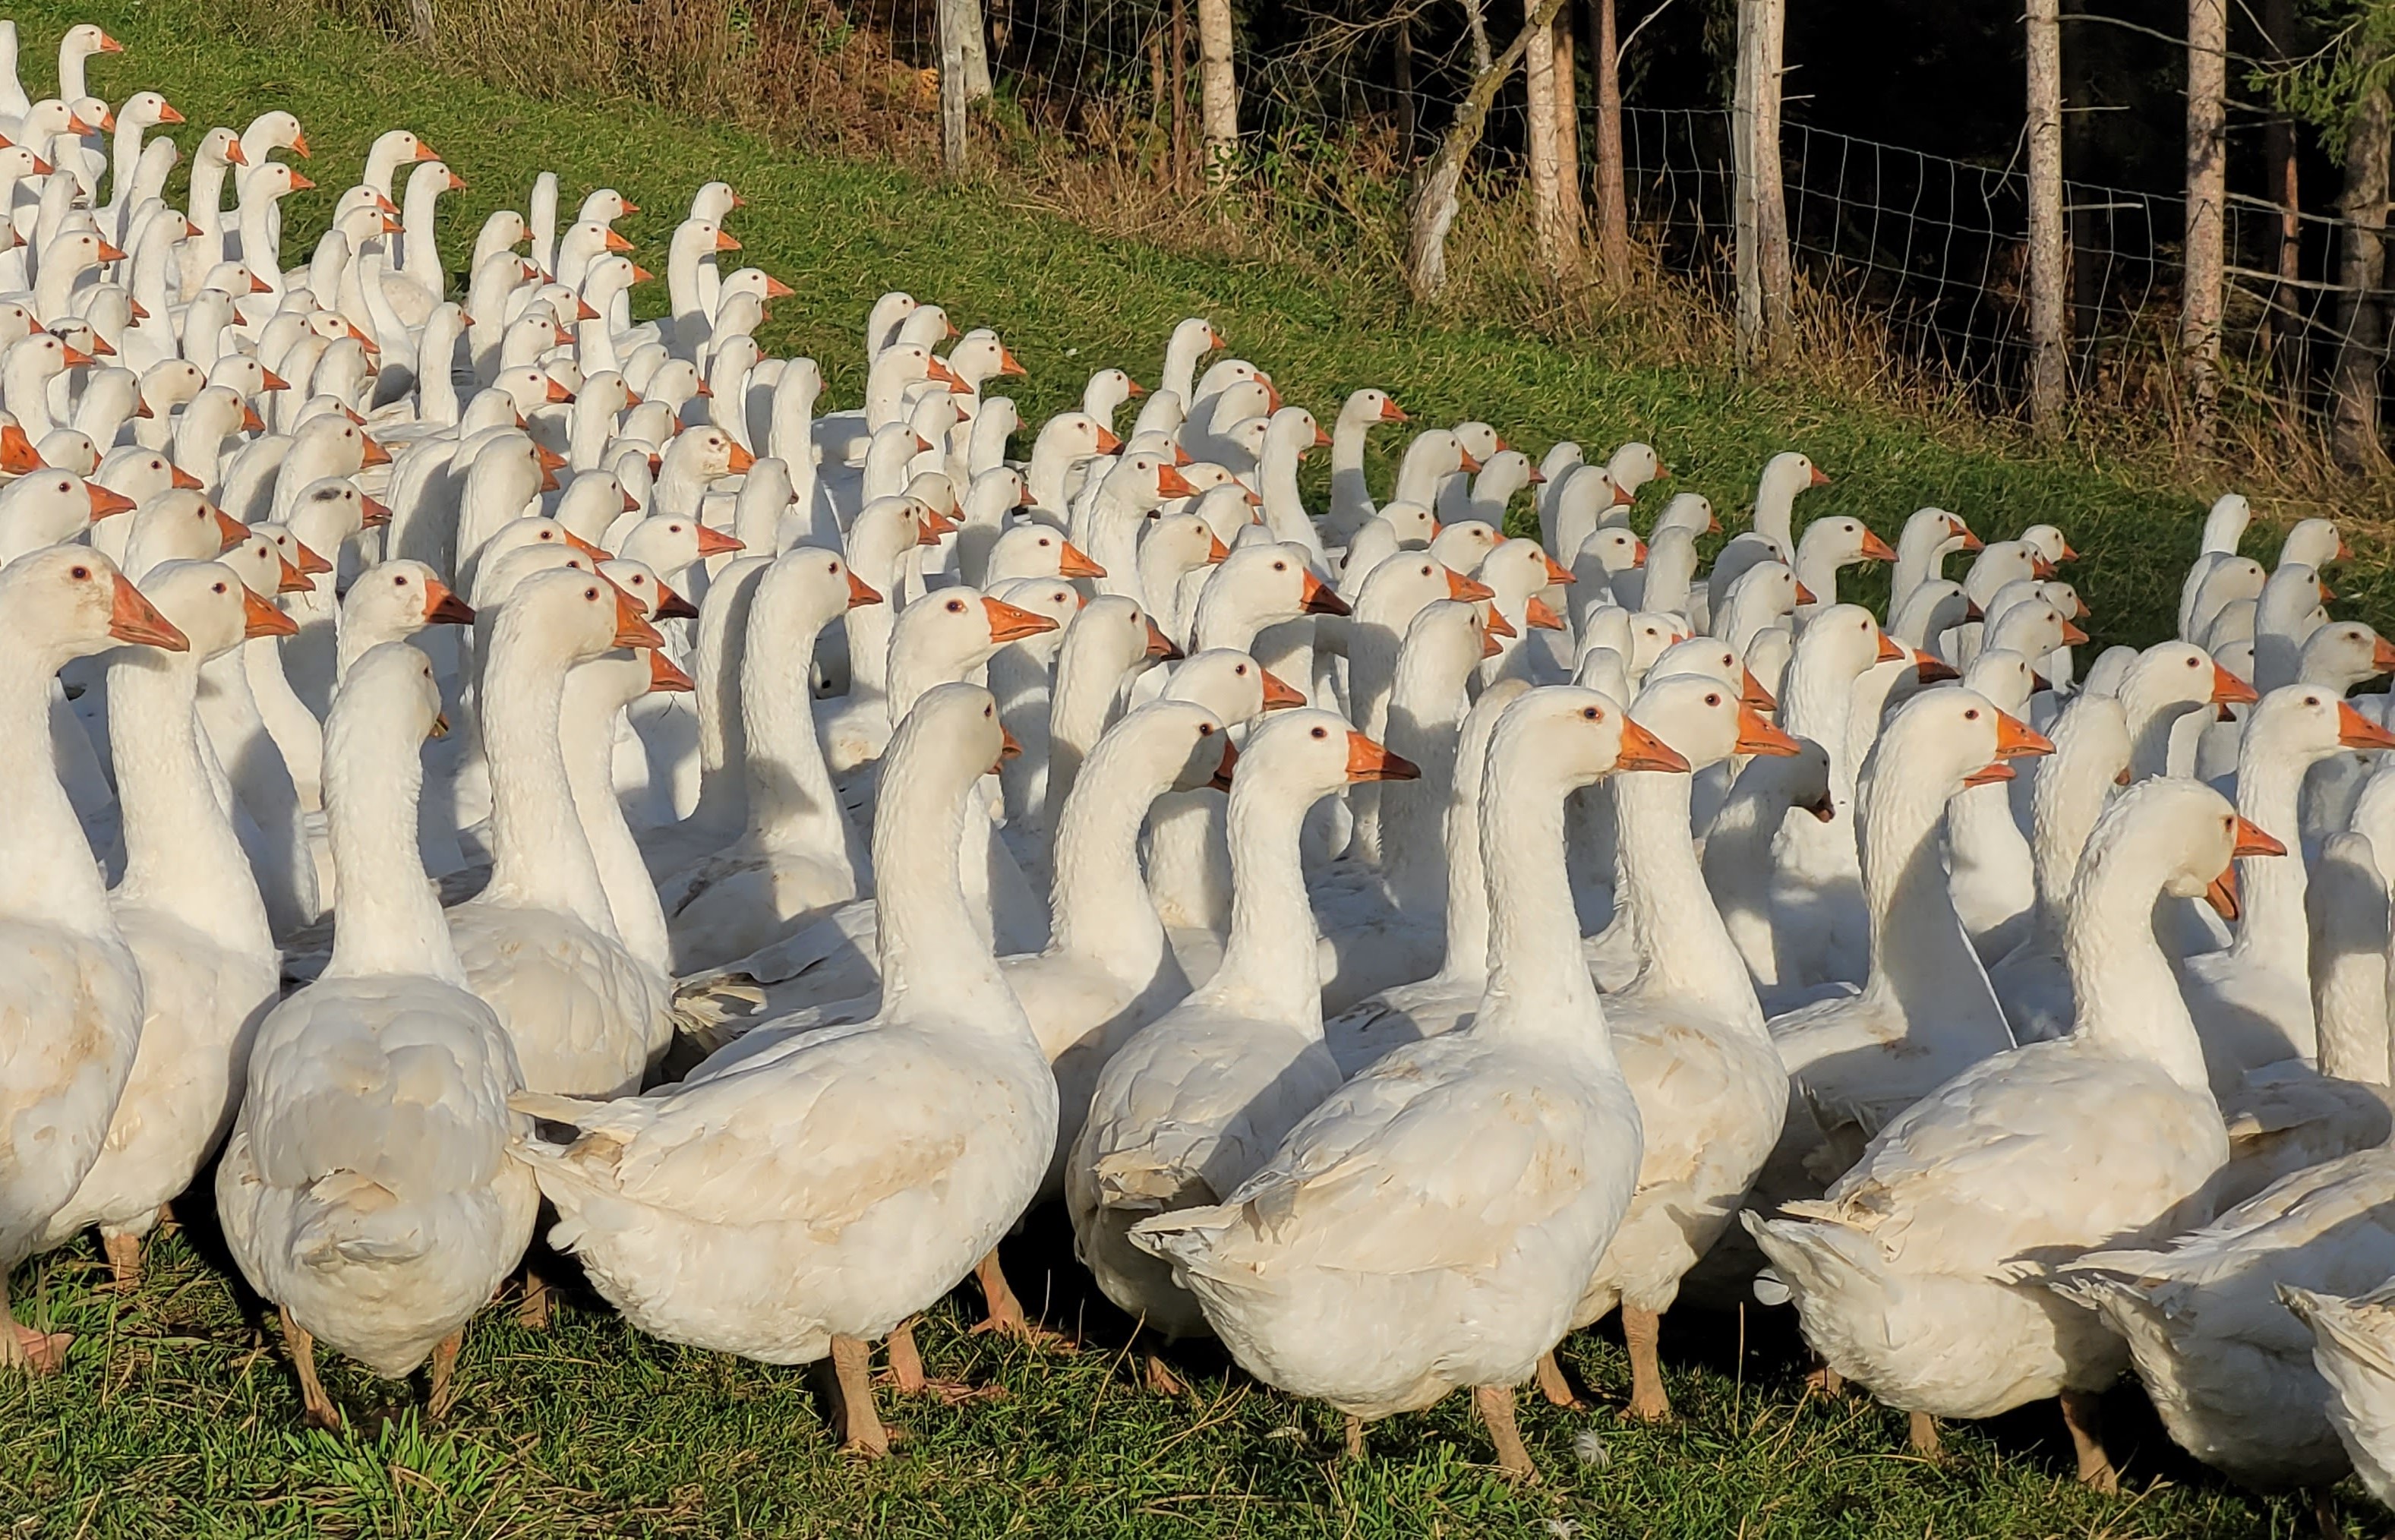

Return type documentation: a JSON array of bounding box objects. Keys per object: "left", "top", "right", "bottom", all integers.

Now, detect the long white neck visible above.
[
  {"left": 479, "top": 608, "right": 618, "bottom": 934},
  {"left": 689, "top": 557, "right": 769, "bottom": 831},
  {"left": 0, "top": 636, "right": 111, "bottom": 935},
  {"left": 874, "top": 749, "right": 1015, "bottom": 1029},
  {"left": 2229, "top": 732, "right": 2326, "bottom": 971},
  {"left": 2066, "top": 828, "right": 2217, "bottom": 1096},
  {"left": 1047, "top": 734, "right": 1172, "bottom": 977},
  {"left": 2025, "top": 698, "right": 2127, "bottom": 954},
  {"left": 1854, "top": 749, "right": 2009, "bottom": 1052},
  {"left": 1613, "top": 766, "right": 1764, "bottom": 1032},
  {"left": 1190, "top": 771, "right": 1328, "bottom": 1031},
  {"left": 2311, "top": 832, "right": 2392, "bottom": 1084},
  {"left": 1476, "top": 732, "right": 1616, "bottom": 1061},
  {"left": 740, "top": 604, "right": 857, "bottom": 876},
  {"left": 1429, "top": 687, "right": 1516, "bottom": 985},
  {"left": 1043, "top": 633, "right": 1132, "bottom": 836},
  {"left": 109, "top": 640, "right": 273, "bottom": 951},
  {"left": 322, "top": 694, "right": 465, "bottom": 986},
  {"left": 1258, "top": 430, "right": 1325, "bottom": 559},
  {"left": 562, "top": 658, "right": 671, "bottom": 975},
  {"left": 1377, "top": 642, "right": 1472, "bottom": 916}
]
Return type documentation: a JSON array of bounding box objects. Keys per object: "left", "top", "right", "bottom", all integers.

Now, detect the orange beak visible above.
[
  {"left": 1913, "top": 649, "right": 1962, "bottom": 683},
  {"left": 1480, "top": 624, "right": 1503, "bottom": 660},
  {"left": 291, "top": 537, "right": 333, "bottom": 576},
  {"left": 983, "top": 595, "right": 1061, "bottom": 643},
  {"left": 646, "top": 649, "right": 696, "bottom": 693},
  {"left": 2212, "top": 663, "right": 2261, "bottom": 706},
  {"left": 0, "top": 424, "right": 45, "bottom": 474},
  {"left": 1808, "top": 465, "right": 1832, "bottom": 488},
  {"left": 920, "top": 504, "right": 958, "bottom": 538},
  {"left": 2234, "top": 815, "right": 2289, "bottom": 859},
  {"left": 846, "top": 568, "right": 883, "bottom": 608},
  {"left": 1344, "top": 731, "right": 1421, "bottom": 782},
  {"left": 1484, "top": 606, "right": 1517, "bottom": 639},
  {"left": 693, "top": 525, "right": 745, "bottom": 557},
  {"left": 1874, "top": 631, "right": 1906, "bottom": 664},
  {"left": 85, "top": 483, "right": 136, "bottom": 521},
  {"left": 1792, "top": 580, "right": 1819, "bottom": 605},
  {"left": 96, "top": 239, "right": 127, "bottom": 263},
  {"left": 1206, "top": 735, "right": 1238, "bottom": 790},
  {"left": 1741, "top": 667, "right": 1777, "bottom": 713},
  {"left": 1964, "top": 761, "right": 2016, "bottom": 787},
  {"left": 1156, "top": 465, "right": 1197, "bottom": 499},
  {"left": 1204, "top": 531, "right": 1230, "bottom": 563},
  {"left": 998, "top": 347, "right": 1028, "bottom": 377},
  {"left": 1446, "top": 567, "right": 1495, "bottom": 602},
  {"left": 109, "top": 573, "right": 188, "bottom": 650},
  {"left": 725, "top": 442, "right": 757, "bottom": 475},
  {"left": 424, "top": 578, "right": 475, "bottom": 624},
  {"left": 1380, "top": 397, "right": 1409, "bottom": 422},
  {"left": 1300, "top": 570, "right": 1350, "bottom": 617},
  {"left": 1259, "top": 666, "right": 1305, "bottom": 708},
  {"left": 2372, "top": 635, "right": 2395, "bottom": 675},
  {"left": 2060, "top": 619, "right": 2090, "bottom": 646},
  {"left": 1057, "top": 541, "right": 1106, "bottom": 579},
  {"left": 273, "top": 554, "right": 310, "bottom": 595},
  {"left": 1094, "top": 425, "right": 1124, "bottom": 454},
  {"left": 212, "top": 506, "right": 249, "bottom": 550},
  {"left": 1736, "top": 705, "right": 1803, "bottom": 757},
  {"left": 1145, "top": 617, "right": 1182, "bottom": 660},
  {"left": 358, "top": 494, "right": 393, "bottom": 529},
  {"left": 169, "top": 463, "right": 202, "bottom": 491},
  {"left": 60, "top": 343, "right": 96, "bottom": 368},
  {"left": 1994, "top": 710, "right": 2055, "bottom": 759},
  {"left": 603, "top": 228, "right": 634, "bottom": 253},
  {"left": 1312, "top": 424, "right": 1333, "bottom": 450},
  {"left": 1860, "top": 529, "right": 1898, "bottom": 563},
  {"left": 1617, "top": 715, "right": 1693, "bottom": 774},
  {"left": 1525, "top": 595, "right": 1566, "bottom": 630},
  {"left": 1456, "top": 449, "right": 1483, "bottom": 475},
  {"left": 1540, "top": 552, "right": 1575, "bottom": 585},
  {"left": 610, "top": 580, "right": 666, "bottom": 649},
  {"left": 560, "top": 529, "right": 612, "bottom": 561},
  {"left": 2338, "top": 700, "right": 2395, "bottom": 751},
  {"left": 652, "top": 582, "right": 700, "bottom": 621},
  {"left": 240, "top": 584, "right": 298, "bottom": 639},
  {"left": 714, "top": 229, "right": 742, "bottom": 252}
]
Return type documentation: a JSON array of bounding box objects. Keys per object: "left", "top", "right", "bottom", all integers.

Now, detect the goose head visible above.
[
  {"left": 1607, "top": 440, "right": 1667, "bottom": 494},
  {"left": 1571, "top": 525, "right": 1646, "bottom": 589},
  {"left": 989, "top": 577, "right": 1086, "bottom": 661},
  {"left": 2201, "top": 491, "right": 2254, "bottom": 553},
  {"left": 1477, "top": 538, "right": 1568, "bottom": 623},
  {"left": 844, "top": 496, "right": 926, "bottom": 589},
  {"left": 1371, "top": 499, "right": 1439, "bottom": 551},
  {"left": 492, "top": 566, "right": 664, "bottom": 674},
  {"left": 2258, "top": 561, "right": 2330, "bottom": 636},
  {"left": 137, "top": 557, "right": 292, "bottom": 663},
  {"left": 886, "top": 583, "right": 1060, "bottom": 714},
  {"left": 1193, "top": 542, "right": 1346, "bottom": 645},
  {"left": 986, "top": 522, "right": 1103, "bottom": 584},
  {"left": 1236, "top": 708, "right": 1418, "bottom": 820},
  {"left": 131, "top": 357, "right": 205, "bottom": 426},
  {"left": 1899, "top": 505, "right": 1982, "bottom": 570},
  {"left": 1469, "top": 447, "right": 1540, "bottom": 512},
  {"left": 1187, "top": 481, "right": 1262, "bottom": 543},
  {"left": 1163, "top": 648, "right": 1302, "bottom": 723},
  {"left": 1400, "top": 596, "right": 1496, "bottom": 674},
  {"left": 1792, "top": 601, "right": 1904, "bottom": 687},
  {"left": 123, "top": 489, "right": 246, "bottom": 577},
  {"left": 2084, "top": 777, "right": 2284, "bottom": 925},
  {"left": 1795, "top": 515, "right": 1898, "bottom": 575},
  {"left": 1551, "top": 463, "right": 1633, "bottom": 548},
  {"left": 1060, "top": 593, "right": 1179, "bottom": 685},
  {"left": 1138, "top": 511, "right": 1229, "bottom": 582},
  {"left": 1964, "top": 539, "right": 2053, "bottom": 607},
  {"left": 2280, "top": 517, "right": 2346, "bottom": 572},
  {"left": 1756, "top": 450, "right": 1828, "bottom": 507},
  {"left": 894, "top": 304, "right": 954, "bottom": 352},
  {"left": 471, "top": 537, "right": 593, "bottom": 614},
  {"left": 1396, "top": 429, "right": 1473, "bottom": 498},
  {"left": 1964, "top": 649, "right": 2039, "bottom": 716},
  {"left": 1643, "top": 634, "right": 1753, "bottom": 696},
  {"left": 219, "top": 529, "right": 306, "bottom": 601},
  {"left": 285, "top": 475, "right": 380, "bottom": 553},
  {"left": 1985, "top": 595, "right": 2081, "bottom": 661},
  {"left": 0, "top": 467, "right": 131, "bottom": 547},
  {"left": 2243, "top": 683, "right": 2395, "bottom": 775},
  {"left": 1030, "top": 410, "right": 1119, "bottom": 472},
  {"left": 344, "top": 558, "right": 474, "bottom": 640},
  {"left": 617, "top": 514, "right": 742, "bottom": 582},
  {"left": 2038, "top": 580, "right": 2089, "bottom": 622},
  {"left": 1338, "top": 387, "right": 1407, "bottom": 435},
  {"left": 1652, "top": 491, "right": 1720, "bottom": 541},
  {"left": 762, "top": 543, "right": 880, "bottom": 638},
  {"left": 1355, "top": 551, "right": 1492, "bottom": 635},
  {"left": 1628, "top": 670, "right": 1800, "bottom": 773},
  {"left": 1487, "top": 685, "right": 1690, "bottom": 800},
  {"left": 1195, "top": 360, "right": 1270, "bottom": 411},
  {"left": 1451, "top": 421, "right": 1504, "bottom": 465},
  {"left": 2121, "top": 639, "right": 2254, "bottom": 734},
  {"left": 598, "top": 557, "right": 693, "bottom": 621},
  {"left": 1870, "top": 686, "right": 2051, "bottom": 798},
  {"left": 1425, "top": 519, "right": 1501, "bottom": 576},
  {"left": 1107, "top": 699, "right": 1240, "bottom": 796},
  {"left": 944, "top": 329, "right": 1023, "bottom": 394},
  {"left": 2020, "top": 522, "right": 2078, "bottom": 565},
  {"left": 661, "top": 425, "right": 755, "bottom": 488},
  {"left": 2298, "top": 621, "right": 2395, "bottom": 693},
  {"left": 2, "top": 544, "right": 185, "bottom": 666}
]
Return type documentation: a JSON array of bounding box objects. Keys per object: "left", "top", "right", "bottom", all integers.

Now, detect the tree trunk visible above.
[
  {"left": 2332, "top": 85, "right": 2392, "bottom": 472},
  {"left": 1197, "top": 0, "right": 1237, "bottom": 180},
  {"left": 1526, "top": 1, "right": 1574, "bottom": 277},
  {"left": 1554, "top": 18, "right": 1585, "bottom": 254},
  {"left": 1592, "top": 0, "right": 1630, "bottom": 284},
  {"left": 2025, "top": 0, "right": 2066, "bottom": 432},
  {"left": 1170, "top": 0, "right": 1189, "bottom": 194},
  {"left": 1394, "top": 11, "right": 1415, "bottom": 159},
  {"left": 1733, "top": 0, "right": 1791, "bottom": 363},
  {"left": 2261, "top": 0, "right": 2301, "bottom": 373},
  {"left": 940, "top": 0, "right": 992, "bottom": 103},
  {"left": 2181, "top": 0, "right": 2227, "bottom": 446},
  {"left": 1409, "top": 0, "right": 1573, "bottom": 300},
  {"left": 939, "top": 0, "right": 970, "bottom": 172},
  {"left": 407, "top": 0, "right": 436, "bottom": 47}
]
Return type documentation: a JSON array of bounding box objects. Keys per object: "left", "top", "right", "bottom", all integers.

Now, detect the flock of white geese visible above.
[{"left": 13, "top": 16, "right": 2395, "bottom": 1503}]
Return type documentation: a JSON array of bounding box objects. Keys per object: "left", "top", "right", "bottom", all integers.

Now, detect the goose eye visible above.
[
  {"left": 1235, "top": 664, "right": 1248, "bottom": 675},
  {"left": 393, "top": 575, "right": 408, "bottom": 585},
  {"left": 983, "top": 704, "right": 993, "bottom": 718},
  {"left": 1310, "top": 726, "right": 1328, "bottom": 739},
  {"left": 1273, "top": 562, "right": 1287, "bottom": 572},
  {"left": 1965, "top": 708, "right": 1980, "bottom": 720},
  {"left": 1706, "top": 693, "right": 1721, "bottom": 706},
  {"left": 71, "top": 565, "right": 90, "bottom": 579},
  {"left": 1198, "top": 724, "right": 1215, "bottom": 736},
  {"left": 1582, "top": 706, "right": 1601, "bottom": 720},
  {"left": 946, "top": 599, "right": 966, "bottom": 613},
  {"left": 583, "top": 586, "right": 599, "bottom": 600}
]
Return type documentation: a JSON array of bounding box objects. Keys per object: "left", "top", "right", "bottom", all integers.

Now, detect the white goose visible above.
[
  {"left": 1130, "top": 685, "right": 1686, "bottom": 1478},
  {"left": 0, "top": 546, "right": 183, "bottom": 1371},
  {"left": 215, "top": 642, "right": 538, "bottom": 1427},
  {"left": 508, "top": 684, "right": 1057, "bottom": 1458}
]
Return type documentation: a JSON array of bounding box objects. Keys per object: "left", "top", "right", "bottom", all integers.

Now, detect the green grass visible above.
[{"left": 3, "top": 1, "right": 2392, "bottom": 1534}]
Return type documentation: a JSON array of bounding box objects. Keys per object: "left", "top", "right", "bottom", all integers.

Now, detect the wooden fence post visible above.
[
  {"left": 2025, "top": 0, "right": 2066, "bottom": 432},
  {"left": 2332, "top": 87, "right": 2392, "bottom": 472},
  {"left": 1732, "top": 0, "right": 1791, "bottom": 364},
  {"left": 1526, "top": 0, "right": 1577, "bottom": 276},
  {"left": 1170, "top": 0, "right": 1190, "bottom": 194},
  {"left": 1408, "top": 0, "right": 1572, "bottom": 300},
  {"left": 1197, "top": 0, "right": 1237, "bottom": 181},
  {"left": 2182, "top": 0, "right": 2227, "bottom": 447},
  {"left": 1592, "top": 0, "right": 1631, "bottom": 285},
  {"left": 407, "top": 0, "right": 434, "bottom": 47},
  {"left": 939, "top": 0, "right": 969, "bottom": 173},
  {"left": 1554, "top": 13, "right": 1585, "bottom": 254}
]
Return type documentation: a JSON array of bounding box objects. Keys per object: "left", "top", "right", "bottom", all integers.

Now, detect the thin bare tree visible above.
[{"left": 2182, "top": 0, "right": 2228, "bottom": 445}]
